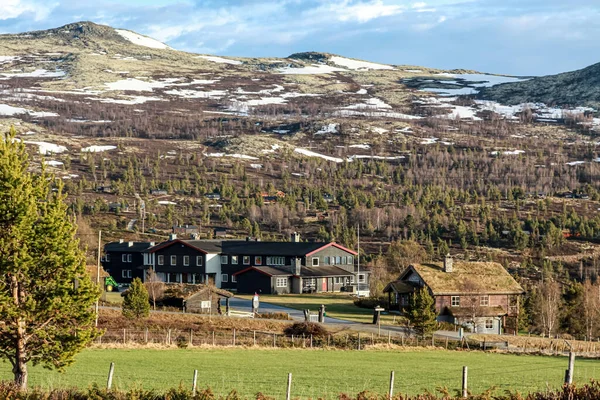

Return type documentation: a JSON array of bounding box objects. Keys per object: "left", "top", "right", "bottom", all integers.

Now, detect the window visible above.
[
  {"left": 122, "top": 254, "right": 127, "bottom": 262},
  {"left": 255, "top": 256, "right": 263, "bottom": 265},
  {"left": 324, "top": 256, "right": 330, "bottom": 265},
  {"left": 121, "top": 270, "right": 131, "bottom": 278},
  {"left": 158, "top": 255, "right": 164, "bottom": 265},
  {"left": 358, "top": 274, "right": 365, "bottom": 283},
  {"left": 335, "top": 277, "right": 343, "bottom": 284},
  {"left": 336, "top": 256, "right": 342, "bottom": 264},
  {"left": 485, "top": 319, "right": 494, "bottom": 329},
  {"left": 231, "top": 275, "right": 237, "bottom": 283},
  {"left": 231, "top": 255, "right": 238, "bottom": 264},
  {"left": 183, "top": 256, "right": 189, "bottom": 266},
  {"left": 342, "top": 256, "right": 347, "bottom": 264},
  {"left": 348, "top": 256, "right": 354, "bottom": 265},
  {"left": 127, "top": 254, "right": 132, "bottom": 262},
  {"left": 312, "top": 257, "right": 319, "bottom": 266},
  {"left": 276, "top": 277, "right": 288, "bottom": 287},
  {"left": 243, "top": 256, "right": 250, "bottom": 265},
  {"left": 196, "top": 256, "right": 203, "bottom": 266},
  {"left": 451, "top": 296, "right": 460, "bottom": 307},
  {"left": 221, "top": 274, "right": 228, "bottom": 283},
  {"left": 105, "top": 254, "right": 110, "bottom": 262},
  {"left": 221, "top": 255, "right": 228, "bottom": 264},
  {"left": 350, "top": 275, "right": 355, "bottom": 283},
  {"left": 170, "top": 255, "right": 177, "bottom": 266},
  {"left": 480, "top": 295, "right": 489, "bottom": 307},
  {"left": 267, "top": 256, "right": 285, "bottom": 265}
]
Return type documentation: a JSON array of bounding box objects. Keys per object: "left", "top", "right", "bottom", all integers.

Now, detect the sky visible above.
[{"left": 1, "top": 0, "right": 599, "bottom": 76}]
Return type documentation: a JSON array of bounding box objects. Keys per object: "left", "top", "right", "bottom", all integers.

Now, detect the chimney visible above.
[
  {"left": 169, "top": 233, "right": 177, "bottom": 241},
  {"left": 246, "top": 236, "right": 251, "bottom": 242},
  {"left": 149, "top": 242, "right": 155, "bottom": 246},
  {"left": 128, "top": 241, "right": 134, "bottom": 247},
  {"left": 119, "top": 239, "right": 124, "bottom": 244},
  {"left": 291, "top": 232, "right": 300, "bottom": 242},
  {"left": 444, "top": 254, "right": 453, "bottom": 273}
]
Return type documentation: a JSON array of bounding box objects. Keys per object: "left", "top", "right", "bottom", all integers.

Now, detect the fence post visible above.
[
  {"left": 462, "top": 366, "right": 468, "bottom": 398},
  {"left": 168, "top": 329, "right": 171, "bottom": 345},
  {"left": 233, "top": 329, "right": 236, "bottom": 346},
  {"left": 388, "top": 331, "right": 391, "bottom": 346},
  {"left": 565, "top": 352, "right": 575, "bottom": 384},
  {"left": 192, "top": 369, "right": 198, "bottom": 395},
  {"left": 432, "top": 334, "right": 435, "bottom": 347},
  {"left": 145, "top": 327, "right": 148, "bottom": 344},
  {"left": 212, "top": 331, "right": 215, "bottom": 346},
  {"left": 310, "top": 334, "right": 313, "bottom": 348},
  {"left": 358, "top": 333, "right": 361, "bottom": 350},
  {"left": 401, "top": 335, "right": 404, "bottom": 346},
  {"left": 389, "top": 371, "right": 395, "bottom": 398},
  {"left": 123, "top": 328, "right": 126, "bottom": 344},
  {"left": 286, "top": 372, "right": 292, "bottom": 400},
  {"left": 190, "top": 329, "right": 193, "bottom": 346},
  {"left": 273, "top": 333, "right": 276, "bottom": 347},
  {"left": 107, "top": 362, "right": 115, "bottom": 390},
  {"left": 253, "top": 331, "right": 256, "bottom": 346}
]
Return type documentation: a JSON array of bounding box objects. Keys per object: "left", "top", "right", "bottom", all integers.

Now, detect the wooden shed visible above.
[{"left": 184, "top": 285, "right": 234, "bottom": 315}]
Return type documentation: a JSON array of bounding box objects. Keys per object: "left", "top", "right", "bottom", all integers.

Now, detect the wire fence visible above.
[{"left": 95, "top": 328, "right": 600, "bottom": 357}]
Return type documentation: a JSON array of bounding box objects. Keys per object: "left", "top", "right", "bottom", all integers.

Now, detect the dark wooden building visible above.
[{"left": 102, "top": 240, "right": 155, "bottom": 284}]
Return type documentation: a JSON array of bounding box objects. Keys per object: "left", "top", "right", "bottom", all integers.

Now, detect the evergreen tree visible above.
[
  {"left": 0, "top": 128, "right": 100, "bottom": 389},
  {"left": 407, "top": 288, "right": 438, "bottom": 336},
  {"left": 122, "top": 278, "right": 150, "bottom": 320}
]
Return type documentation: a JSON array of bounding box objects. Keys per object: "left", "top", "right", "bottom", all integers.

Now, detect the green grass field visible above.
[
  {"left": 1, "top": 348, "right": 597, "bottom": 399},
  {"left": 239, "top": 293, "right": 397, "bottom": 325}
]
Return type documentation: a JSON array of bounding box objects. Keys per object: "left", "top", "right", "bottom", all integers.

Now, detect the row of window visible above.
[
  {"left": 450, "top": 295, "right": 490, "bottom": 307},
  {"left": 157, "top": 255, "right": 203, "bottom": 267},
  {"left": 220, "top": 274, "right": 236, "bottom": 283},
  {"left": 323, "top": 256, "right": 353, "bottom": 265}
]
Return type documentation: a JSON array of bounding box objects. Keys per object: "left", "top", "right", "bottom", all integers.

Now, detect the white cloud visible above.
[{"left": 0, "top": 0, "right": 56, "bottom": 21}]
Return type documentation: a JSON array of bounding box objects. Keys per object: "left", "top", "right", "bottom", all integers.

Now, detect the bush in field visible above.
[
  {"left": 257, "top": 312, "right": 292, "bottom": 320},
  {"left": 353, "top": 297, "right": 387, "bottom": 309},
  {"left": 284, "top": 322, "right": 328, "bottom": 338},
  {"left": 122, "top": 278, "right": 150, "bottom": 320}
]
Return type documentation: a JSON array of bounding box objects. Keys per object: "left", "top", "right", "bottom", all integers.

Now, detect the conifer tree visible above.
[
  {"left": 0, "top": 127, "right": 100, "bottom": 389},
  {"left": 407, "top": 288, "right": 438, "bottom": 336},
  {"left": 122, "top": 278, "right": 150, "bottom": 319}
]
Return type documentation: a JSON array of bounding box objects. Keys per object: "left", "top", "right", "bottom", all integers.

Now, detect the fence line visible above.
[{"left": 94, "top": 329, "right": 600, "bottom": 357}]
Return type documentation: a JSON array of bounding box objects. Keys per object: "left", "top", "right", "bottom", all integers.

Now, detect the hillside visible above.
[
  {"left": 2, "top": 21, "right": 600, "bottom": 292},
  {"left": 478, "top": 62, "right": 600, "bottom": 107}
]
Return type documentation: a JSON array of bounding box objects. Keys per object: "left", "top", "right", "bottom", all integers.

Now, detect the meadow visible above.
[{"left": 1, "top": 348, "right": 598, "bottom": 399}]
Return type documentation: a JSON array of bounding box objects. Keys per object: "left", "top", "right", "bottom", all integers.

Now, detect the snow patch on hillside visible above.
[
  {"left": 115, "top": 29, "right": 170, "bottom": 49},
  {"left": 196, "top": 55, "right": 242, "bottom": 65},
  {"left": 82, "top": 145, "right": 117, "bottom": 153},
  {"left": 1, "top": 69, "right": 65, "bottom": 78},
  {"left": 329, "top": 56, "right": 394, "bottom": 71},
  {"left": 278, "top": 64, "right": 346, "bottom": 75},
  {"left": 24, "top": 141, "right": 67, "bottom": 155},
  {"left": 294, "top": 148, "right": 345, "bottom": 163},
  {"left": 0, "top": 104, "right": 58, "bottom": 118}
]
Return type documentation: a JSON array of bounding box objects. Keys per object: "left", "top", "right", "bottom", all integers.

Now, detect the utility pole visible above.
[
  {"left": 357, "top": 223, "right": 360, "bottom": 296},
  {"left": 95, "top": 230, "right": 102, "bottom": 327}
]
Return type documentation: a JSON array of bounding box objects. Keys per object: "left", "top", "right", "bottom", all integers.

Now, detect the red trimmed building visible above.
[{"left": 103, "top": 233, "right": 366, "bottom": 294}]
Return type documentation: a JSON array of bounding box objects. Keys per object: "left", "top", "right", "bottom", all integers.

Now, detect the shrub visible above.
[
  {"left": 122, "top": 278, "right": 151, "bottom": 320},
  {"left": 257, "top": 312, "right": 292, "bottom": 320},
  {"left": 353, "top": 297, "right": 387, "bottom": 309},
  {"left": 283, "top": 322, "right": 328, "bottom": 338}
]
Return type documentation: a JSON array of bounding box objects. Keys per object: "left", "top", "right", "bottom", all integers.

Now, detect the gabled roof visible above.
[
  {"left": 104, "top": 241, "right": 155, "bottom": 253},
  {"left": 383, "top": 280, "right": 418, "bottom": 294},
  {"left": 221, "top": 240, "right": 356, "bottom": 256},
  {"left": 233, "top": 266, "right": 293, "bottom": 277},
  {"left": 400, "top": 261, "right": 524, "bottom": 296},
  {"left": 148, "top": 239, "right": 222, "bottom": 254},
  {"left": 233, "top": 265, "right": 353, "bottom": 278}
]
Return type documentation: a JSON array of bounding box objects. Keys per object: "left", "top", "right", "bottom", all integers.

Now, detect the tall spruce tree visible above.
[
  {"left": 407, "top": 288, "right": 438, "bottom": 336},
  {"left": 0, "top": 127, "right": 100, "bottom": 389},
  {"left": 122, "top": 278, "right": 150, "bottom": 319}
]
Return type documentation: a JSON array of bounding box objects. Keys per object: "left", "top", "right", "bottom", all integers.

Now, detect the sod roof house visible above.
[{"left": 384, "top": 255, "right": 524, "bottom": 334}]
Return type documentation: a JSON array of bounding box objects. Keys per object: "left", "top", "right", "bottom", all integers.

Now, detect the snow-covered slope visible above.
[{"left": 115, "top": 29, "right": 170, "bottom": 50}]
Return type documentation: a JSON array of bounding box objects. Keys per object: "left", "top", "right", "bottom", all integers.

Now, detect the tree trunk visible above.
[{"left": 13, "top": 321, "right": 28, "bottom": 390}]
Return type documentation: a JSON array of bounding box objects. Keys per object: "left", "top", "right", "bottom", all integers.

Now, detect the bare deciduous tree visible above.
[{"left": 145, "top": 269, "right": 165, "bottom": 310}]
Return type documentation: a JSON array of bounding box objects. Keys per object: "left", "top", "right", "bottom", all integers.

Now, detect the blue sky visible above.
[{"left": 1, "top": 0, "right": 599, "bottom": 76}]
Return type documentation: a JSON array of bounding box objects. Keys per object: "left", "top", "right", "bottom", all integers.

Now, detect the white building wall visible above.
[{"left": 205, "top": 253, "right": 222, "bottom": 287}]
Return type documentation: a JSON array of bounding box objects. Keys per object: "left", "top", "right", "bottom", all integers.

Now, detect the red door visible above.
[{"left": 321, "top": 278, "right": 327, "bottom": 292}]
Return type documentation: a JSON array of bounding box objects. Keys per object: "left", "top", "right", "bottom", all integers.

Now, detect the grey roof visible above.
[
  {"left": 300, "top": 265, "right": 354, "bottom": 277},
  {"left": 183, "top": 240, "right": 224, "bottom": 253},
  {"left": 104, "top": 241, "right": 155, "bottom": 253},
  {"left": 253, "top": 266, "right": 294, "bottom": 276},
  {"left": 221, "top": 240, "right": 330, "bottom": 256},
  {"left": 383, "top": 281, "right": 418, "bottom": 294}
]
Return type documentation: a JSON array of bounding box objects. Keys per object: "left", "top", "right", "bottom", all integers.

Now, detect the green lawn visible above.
[
  {"left": 239, "top": 293, "right": 398, "bottom": 325},
  {"left": 1, "top": 348, "right": 597, "bottom": 399}
]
